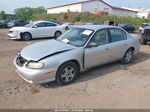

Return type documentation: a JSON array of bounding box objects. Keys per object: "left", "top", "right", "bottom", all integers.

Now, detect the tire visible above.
[
  {"left": 56, "top": 62, "right": 79, "bottom": 85},
  {"left": 21, "top": 33, "right": 32, "bottom": 41},
  {"left": 54, "top": 31, "right": 62, "bottom": 38},
  {"left": 140, "top": 38, "right": 147, "bottom": 45},
  {"left": 121, "top": 49, "right": 134, "bottom": 64}
]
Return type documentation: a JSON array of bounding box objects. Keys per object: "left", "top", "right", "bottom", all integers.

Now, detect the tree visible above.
[
  {"left": 14, "top": 7, "right": 46, "bottom": 20},
  {"left": 0, "top": 11, "right": 6, "bottom": 20},
  {"left": 33, "top": 6, "right": 47, "bottom": 16}
]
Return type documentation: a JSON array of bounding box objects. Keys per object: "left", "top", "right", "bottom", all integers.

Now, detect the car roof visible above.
[
  {"left": 75, "top": 25, "right": 120, "bottom": 31},
  {"left": 33, "top": 20, "right": 59, "bottom": 25}
]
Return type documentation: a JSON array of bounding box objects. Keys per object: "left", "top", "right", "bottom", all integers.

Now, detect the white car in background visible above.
[
  {"left": 62, "top": 22, "right": 75, "bottom": 30},
  {"left": 139, "top": 23, "right": 150, "bottom": 32},
  {"left": 8, "top": 21, "right": 67, "bottom": 41}
]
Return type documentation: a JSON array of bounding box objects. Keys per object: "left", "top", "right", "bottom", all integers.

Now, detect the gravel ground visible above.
[{"left": 0, "top": 29, "right": 150, "bottom": 109}]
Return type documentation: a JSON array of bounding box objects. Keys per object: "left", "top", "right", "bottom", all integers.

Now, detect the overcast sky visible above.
[{"left": 0, "top": 0, "right": 150, "bottom": 14}]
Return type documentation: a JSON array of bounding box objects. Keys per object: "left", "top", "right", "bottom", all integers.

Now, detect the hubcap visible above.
[
  {"left": 125, "top": 51, "right": 132, "bottom": 62},
  {"left": 61, "top": 66, "right": 75, "bottom": 82},
  {"left": 23, "top": 34, "right": 30, "bottom": 40},
  {"left": 56, "top": 32, "right": 61, "bottom": 38}
]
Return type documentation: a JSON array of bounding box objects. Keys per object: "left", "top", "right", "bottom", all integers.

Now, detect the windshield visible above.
[
  {"left": 25, "top": 22, "right": 35, "bottom": 28},
  {"left": 57, "top": 28, "right": 94, "bottom": 47}
]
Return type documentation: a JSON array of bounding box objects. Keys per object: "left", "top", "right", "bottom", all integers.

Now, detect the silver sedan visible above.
[{"left": 14, "top": 25, "right": 140, "bottom": 85}]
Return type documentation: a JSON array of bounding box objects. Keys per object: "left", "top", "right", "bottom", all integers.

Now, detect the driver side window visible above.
[
  {"left": 34, "top": 23, "right": 46, "bottom": 27},
  {"left": 89, "top": 29, "right": 109, "bottom": 46}
]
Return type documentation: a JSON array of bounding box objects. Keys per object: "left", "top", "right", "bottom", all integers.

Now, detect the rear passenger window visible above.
[
  {"left": 109, "top": 28, "right": 127, "bottom": 42},
  {"left": 35, "top": 23, "right": 46, "bottom": 27},
  {"left": 46, "top": 23, "right": 57, "bottom": 27}
]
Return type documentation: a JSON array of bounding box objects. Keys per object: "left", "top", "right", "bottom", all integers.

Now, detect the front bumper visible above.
[
  {"left": 13, "top": 57, "right": 57, "bottom": 84},
  {"left": 7, "top": 32, "right": 20, "bottom": 39}
]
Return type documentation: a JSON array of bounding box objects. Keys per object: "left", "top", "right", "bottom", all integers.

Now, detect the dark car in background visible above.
[
  {"left": 0, "top": 20, "right": 10, "bottom": 28},
  {"left": 140, "top": 27, "right": 150, "bottom": 45},
  {"left": 7, "top": 20, "right": 29, "bottom": 28},
  {"left": 118, "top": 24, "right": 135, "bottom": 33}
]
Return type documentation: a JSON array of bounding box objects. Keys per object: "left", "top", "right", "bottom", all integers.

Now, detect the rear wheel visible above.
[
  {"left": 21, "top": 33, "right": 32, "bottom": 41},
  {"left": 54, "top": 31, "right": 62, "bottom": 38},
  {"left": 121, "top": 49, "right": 134, "bottom": 64},
  {"left": 56, "top": 62, "right": 79, "bottom": 85}
]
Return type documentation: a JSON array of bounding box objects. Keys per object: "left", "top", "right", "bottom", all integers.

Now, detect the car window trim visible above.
[{"left": 34, "top": 22, "right": 58, "bottom": 28}]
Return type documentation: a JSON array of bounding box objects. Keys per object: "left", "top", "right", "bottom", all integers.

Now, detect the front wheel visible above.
[
  {"left": 121, "top": 49, "right": 134, "bottom": 64},
  {"left": 140, "top": 37, "right": 147, "bottom": 45},
  {"left": 56, "top": 62, "right": 79, "bottom": 85},
  {"left": 21, "top": 33, "right": 32, "bottom": 41}
]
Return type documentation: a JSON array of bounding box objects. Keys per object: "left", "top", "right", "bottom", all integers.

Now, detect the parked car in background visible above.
[
  {"left": 140, "top": 27, "right": 150, "bottom": 45},
  {"left": 80, "top": 22, "right": 100, "bottom": 25},
  {"left": 7, "top": 20, "right": 29, "bottom": 28},
  {"left": 118, "top": 24, "right": 135, "bottom": 33},
  {"left": 139, "top": 23, "right": 150, "bottom": 32},
  {"left": 0, "top": 20, "right": 10, "bottom": 28},
  {"left": 8, "top": 21, "right": 67, "bottom": 41},
  {"left": 62, "top": 22, "right": 75, "bottom": 30},
  {"left": 104, "top": 21, "right": 115, "bottom": 26},
  {"left": 13, "top": 25, "right": 140, "bottom": 85}
]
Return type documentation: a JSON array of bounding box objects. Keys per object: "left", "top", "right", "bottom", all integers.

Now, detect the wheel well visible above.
[
  {"left": 128, "top": 47, "right": 135, "bottom": 51},
  {"left": 55, "top": 31, "right": 62, "bottom": 34},
  {"left": 20, "top": 32, "right": 32, "bottom": 38},
  {"left": 59, "top": 60, "right": 81, "bottom": 73},
  {"left": 71, "top": 60, "right": 81, "bottom": 72}
]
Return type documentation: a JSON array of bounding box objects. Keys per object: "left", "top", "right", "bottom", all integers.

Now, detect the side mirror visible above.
[
  {"left": 87, "top": 42, "right": 98, "bottom": 48},
  {"left": 32, "top": 25, "right": 37, "bottom": 28}
]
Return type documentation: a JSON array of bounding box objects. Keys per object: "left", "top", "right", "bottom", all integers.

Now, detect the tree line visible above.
[{"left": 0, "top": 6, "right": 47, "bottom": 20}]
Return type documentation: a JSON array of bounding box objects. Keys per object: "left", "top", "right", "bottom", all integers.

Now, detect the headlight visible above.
[{"left": 27, "top": 61, "right": 44, "bottom": 69}]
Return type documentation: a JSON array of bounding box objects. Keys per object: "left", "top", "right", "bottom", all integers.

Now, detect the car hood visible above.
[
  {"left": 10, "top": 26, "right": 28, "bottom": 31},
  {"left": 20, "top": 39, "right": 76, "bottom": 61}
]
